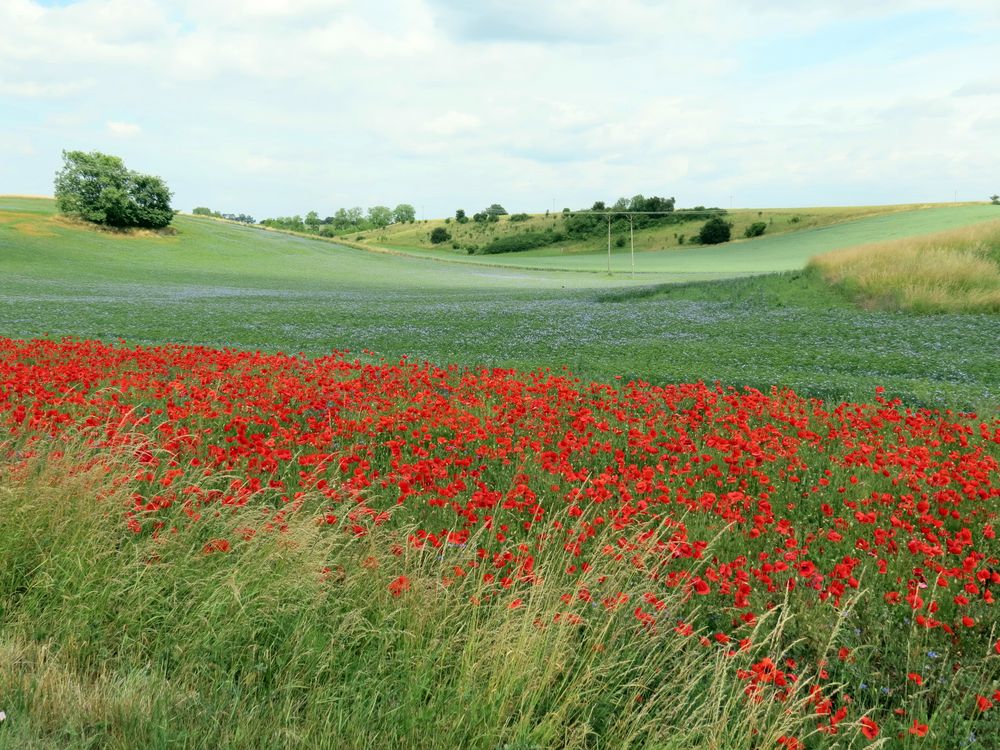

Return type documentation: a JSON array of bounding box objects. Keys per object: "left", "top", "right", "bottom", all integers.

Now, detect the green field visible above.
[{"left": 2, "top": 196, "right": 999, "bottom": 410}]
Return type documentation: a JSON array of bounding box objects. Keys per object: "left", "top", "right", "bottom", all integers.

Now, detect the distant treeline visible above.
[
  {"left": 562, "top": 196, "right": 726, "bottom": 240},
  {"left": 468, "top": 196, "right": 727, "bottom": 254},
  {"left": 192, "top": 207, "right": 256, "bottom": 224},
  {"left": 259, "top": 205, "right": 417, "bottom": 236},
  {"left": 195, "top": 194, "right": 732, "bottom": 252}
]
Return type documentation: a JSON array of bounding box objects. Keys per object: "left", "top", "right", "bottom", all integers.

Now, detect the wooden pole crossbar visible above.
[{"left": 570, "top": 210, "right": 689, "bottom": 276}]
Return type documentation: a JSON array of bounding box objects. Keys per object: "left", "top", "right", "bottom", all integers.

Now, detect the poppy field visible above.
[{"left": 1, "top": 336, "right": 998, "bottom": 748}]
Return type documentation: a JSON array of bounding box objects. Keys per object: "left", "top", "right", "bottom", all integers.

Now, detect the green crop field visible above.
[{"left": 2, "top": 197, "right": 999, "bottom": 411}]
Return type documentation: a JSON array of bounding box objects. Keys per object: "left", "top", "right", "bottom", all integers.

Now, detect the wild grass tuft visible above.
[{"left": 809, "top": 220, "right": 1000, "bottom": 312}]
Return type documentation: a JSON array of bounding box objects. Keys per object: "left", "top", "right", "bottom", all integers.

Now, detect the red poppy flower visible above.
[
  {"left": 860, "top": 717, "right": 879, "bottom": 740},
  {"left": 202, "top": 538, "right": 230, "bottom": 554},
  {"left": 388, "top": 575, "right": 411, "bottom": 596}
]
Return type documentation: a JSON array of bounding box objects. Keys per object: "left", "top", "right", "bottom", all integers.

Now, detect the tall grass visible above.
[
  {"left": 809, "top": 220, "right": 1000, "bottom": 312},
  {"left": 0, "top": 441, "right": 858, "bottom": 750}
]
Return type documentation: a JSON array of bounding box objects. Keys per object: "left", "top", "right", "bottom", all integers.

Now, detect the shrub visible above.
[
  {"left": 430, "top": 227, "right": 451, "bottom": 244},
  {"left": 744, "top": 222, "right": 767, "bottom": 238},
  {"left": 478, "top": 230, "right": 564, "bottom": 254},
  {"left": 698, "top": 217, "right": 732, "bottom": 245},
  {"left": 991, "top": 194, "right": 999, "bottom": 205},
  {"left": 509, "top": 213, "right": 530, "bottom": 222}
]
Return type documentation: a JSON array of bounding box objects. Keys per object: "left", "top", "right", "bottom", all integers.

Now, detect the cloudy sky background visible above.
[{"left": 1, "top": 0, "right": 998, "bottom": 219}]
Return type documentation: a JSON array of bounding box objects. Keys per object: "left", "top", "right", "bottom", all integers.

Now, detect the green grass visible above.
[{"left": 2, "top": 197, "right": 999, "bottom": 411}]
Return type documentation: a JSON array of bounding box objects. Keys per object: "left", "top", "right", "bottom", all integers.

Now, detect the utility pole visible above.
[
  {"left": 607, "top": 215, "right": 612, "bottom": 275},
  {"left": 629, "top": 213, "right": 635, "bottom": 278}
]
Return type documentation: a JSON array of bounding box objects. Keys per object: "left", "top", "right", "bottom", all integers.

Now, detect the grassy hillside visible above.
[
  {"left": 363, "top": 204, "right": 936, "bottom": 256},
  {"left": 1, "top": 196, "right": 999, "bottom": 410},
  {"left": 363, "top": 204, "right": 1000, "bottom": 275},
  {"left": 0, "top": 196, "right": 611, "bottom": 291}
]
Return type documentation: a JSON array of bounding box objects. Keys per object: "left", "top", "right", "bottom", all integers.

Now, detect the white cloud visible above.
[
  {"left": 0, "top": 1, "right": 997, "bottom": 215},
  {"left": 0, "top": 80, "right": 90, "bottom": 98},
  {"left": 0, "top": 133, "right": 36, "bottom": 157},
  {"left": 172, "top": 0, "right": 350, "bottom": 27},
  {"left": 954, "top": 79, "right": 1000, "bottom": 97},
  {"left": 106, "top": 121, "right": 142, "bottom": 137},
  {"left": 425, "top": 111, "right": 481, "bottom": 137}
]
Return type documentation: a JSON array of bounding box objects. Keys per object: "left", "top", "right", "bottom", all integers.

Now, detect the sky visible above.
[{"left": 1, "top": 0, "right": 998, "bottom": 219}]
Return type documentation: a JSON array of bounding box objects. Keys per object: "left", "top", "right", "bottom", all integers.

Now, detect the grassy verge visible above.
[
  {"left": 0, "top": 444, "right": 826, "bottom": 750},
  {"left": 810, "top": 220, "right": 1000, "bottom": 313}
]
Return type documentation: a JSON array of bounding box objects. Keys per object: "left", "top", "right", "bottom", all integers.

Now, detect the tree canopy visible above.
[
  {"left": 54, "top": 150, "right": 173, "bottom": 229},
  {"left": 393, "top": 204, "right": 416, "bottom": 223},
  {"left": 367, "top": 205, "right": 393, "bottom": 228}
]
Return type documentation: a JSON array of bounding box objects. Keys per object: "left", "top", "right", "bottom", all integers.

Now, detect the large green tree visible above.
[
  {"left": 54, "top": 150, "right": 173, "bottom": 229},
  {"left": 367, "top": 205, "right": 393, "bottom": 228},
  {"left": 393, "top": 203, "right": 416, "bottom": 223},
  {"left": 126, "top": 172, "right": 174, "bottom": 229}
]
